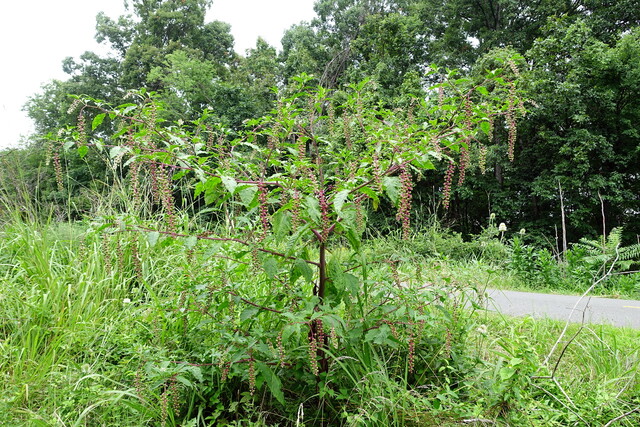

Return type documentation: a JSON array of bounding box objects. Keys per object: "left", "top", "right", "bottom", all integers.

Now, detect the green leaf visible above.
[
  {"left": 256, "top": 362, "right": 285, "bottom": 405},
  {"left": 480, "top": 121, "right": 491, "bottom": 136},
  {"left": 147, "top": 231, "right": 160, "bottom": 247},
  {"left": 262, "top": 256, "right": 279, "bottom": 279},
  {"left": 272, "top": 210, "right": 291, "bottom": 239},
  {"left": 92, "top": 113, "right": 106, "bottom": 130},
  {"left": 237, "top": 185, "right": 258, "bottom": 207},
  {"left": 499, "top": 366, "right": 516, "bottom": 381},
  {"left": 77, "top": 145, "right": 89, "bottom": 158},
  {"left": 186, "top": 366, "right": 203, "bottom": 382},
  {"left": 240, "top": 307, "right": 259, "bottom": 322},
  {"left": 359, "top": 186, "right": 380, "bottom": 210},
  {"left": 333, "top": 189, "right": 350, "bottom": 215},
  {"left": 109, "top": 146, "right": 127, "bottom": 159},
  {"left": 292, "top": 258, "right": 314, "bottom": 284},
  {"left": 304, "top": 195, "right": 321, "bottom": 223},
  {"left": 383, "top": 176, "right": 400, "bottom": 205},
  {"left": 345, "top": 227, "right": 361, "bottom": 252},
  {"left": 184, "top": 236, "right": 198, "bottom": 250},
  {"left": 221, "top": 175, "right": 237, "bottom": 195},
  {"left": 364, "top": 324, "right": 395, "bottom": 346},
  {"left": 476, "top": 86, "right": 489, "bottom": 96}
]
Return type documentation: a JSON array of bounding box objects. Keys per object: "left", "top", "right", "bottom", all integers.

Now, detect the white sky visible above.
[{"left": 0, "top": 0, "right": 316, "bottom": 149}]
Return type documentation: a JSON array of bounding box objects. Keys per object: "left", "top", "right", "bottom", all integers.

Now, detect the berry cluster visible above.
[
  {"left": 457, "top": 145, "right": 469, "bottom": 186},
  {"left": 76, "top": 111, "right": 87, "bottom": 147},
  {"left": 156, "top": 165, "right": 177, "bottom": 231},
  {"left": 396, "top": 165, "right": 413, "bottom": 240},
  {"left": 317, "top": 189, "right": 331, "bottom": 242},
  {"left": 479, "top": 144, "right": 487, "bottom": 175},
  {"left": 248, "top": 354, "right": 256, "bottom": 395},
  {"left": 257, "top": 182, "right": 270, "bottom": 240},
  {"left": 443, "top": 161, "right": 456, "bottom": 210},
  {"left": 408, "top": 332, "right": 415, "bottom": 374}
]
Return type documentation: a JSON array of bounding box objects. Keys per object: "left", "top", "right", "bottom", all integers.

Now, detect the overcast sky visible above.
[{"left": 0, "top": 0, "right": 316, "bottom": 149}]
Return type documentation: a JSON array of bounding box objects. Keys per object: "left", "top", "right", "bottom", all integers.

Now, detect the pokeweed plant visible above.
[{"left": 55, "top": 57, "right": 524, "bottom": 423}]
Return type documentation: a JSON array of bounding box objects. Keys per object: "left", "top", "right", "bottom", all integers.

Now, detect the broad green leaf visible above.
[
  {"left": 272, "top": 210, "right": 291, "bottom": 239},
  {"left": 345, "top": 227, "right": 361, "bottom": 252},
  {"left": 262, "top": 256, "right": 279, "bottom": 279},
  {"left": 359, "top": 186, "right": 380, "bottom": 210},
  {"left": 92, "top": 113, "right": 106, "bottom": 130},
  {"left": 480, "top": 121, "right": 491, "bottom": 136},
  {"left": 297, "top": 258, "right": 314, "bottom": 283},
  {"left": 383, "top": 176, "right": 400, "bottom": 205},
  {"left": 237, "top": 184, "right": 258, "bottom": 207},
  {"left": 499, "top": 366, "right": 516, "bottom": 381},
  {"left": 221, "top": 175, "right": 237, "bottom": 194},
  {"left": 240, "top": 307, "right": 259, "bottom": 322},
  {"left": 147, "top": 231, "right": 160, "bottom": 247},
  {"left": 183, "top": 235, "right": 198, "bottom": 250},
  {"left": 476, "top": 86, "right": 489, "bottom": 96},
  {"left": 304, "top": 195, "right": 321, "bottom": 223},
  {"left": 109, "top": 146, "right": 127, "bottom": 159},
  {"left": 364, "top": 324, "right": 395, "bottom": 346},
  {"left": 186, "top": 366, "right": 203, "bottom": 382},
  {"left": 333, "top": 189, "right": 350, "bottom": 215},
  {"left": 292, "top": 258, "right": 314, "bottom": 284},
  {"left": 77, "top": 145, "right": 89, "bottom": 158},
  {"left": 256, "top": 362, "right": 285, "bottom": 404}
]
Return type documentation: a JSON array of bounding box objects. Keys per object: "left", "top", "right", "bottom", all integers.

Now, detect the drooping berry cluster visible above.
[
  {"left": 457, "top": 145, "right": 469, "bottom": 186},
  {"left": 76, "top": 111, "right": 87, "bottom": 147},
  {"left": 396, "top": 165, "right": 413, "bottom": 240},
  {"left": 131, "top": 236, "right": 143, "bottom": 283},
  {"left": 156, "top": 165, "right": 177, "bottom": 231},
  {"left": 507, "top": 84, "right": 518, "bottom": 162},
  {"left": 343, "top": 112, "right": 352, "bottom": 150},
  {"left": 389, "top": 260, "right": 401, "bottom": 288},
  {"left": 290, "top": 188, "right": 302, "bottom": 232},
  {"left": 248, "top": 353, "right": 256, "bottom": 395},
  {"left": 407, "top": 330, "right": 415, "bottom": 374},
  {"left": 257, "top": 182, "right": 269, "bottom": 240},
  {"left": 317, "top": 188, "right": 331, "bottom": 242},
  {"left": 479, "top": 144, "right": 487, "bottom": 175},
  {"left": 52, "top": 146, "right": 65, "bottom": 192},
  {"left": 308, "top": 323, "right": 320, "bottom": 377},
  {"left": 372, "top": 149, "right": 383, "bottom": 192},
  {"left": 442, "top": 161, "right": 456, "bottom": 210}
]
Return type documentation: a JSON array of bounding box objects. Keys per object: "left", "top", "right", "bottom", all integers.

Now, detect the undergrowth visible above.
[{"left": 0, "top": 217, "right": 639, "bottom": 425}]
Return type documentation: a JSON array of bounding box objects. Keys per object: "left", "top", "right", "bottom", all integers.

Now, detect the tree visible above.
[
  {"left": 449, "top": 19, "right": 640, "bottom": 242},
  {"left": 60, "top": 57, "right": 522, "bottom": 421}
]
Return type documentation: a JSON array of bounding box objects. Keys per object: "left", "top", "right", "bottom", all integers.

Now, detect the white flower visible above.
[
  {"left": 498, "top": 223, "right": 507, "bottom": 232},
  {"left": 477, "top": 324, "right": 488, "bottom": 335},
  {"left": 519, "top": 228, "right": 526, "bottom": 235},
  {"left": 123, "top": 298, "right": 131, "bottom": 304}
]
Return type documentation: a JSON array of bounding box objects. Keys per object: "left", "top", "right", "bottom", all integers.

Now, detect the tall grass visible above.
[{"left": 0, "top": 176, "right": 638, "bottom": 424}]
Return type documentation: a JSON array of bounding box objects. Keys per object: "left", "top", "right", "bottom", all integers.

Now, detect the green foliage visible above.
[
  {"left": 34, "top": 54, "right": 523, "bottom": 423},
  {"left": 574, "top": 227, "right": 640, "bottom": 271},
  {"left": 507, "top": 230, "right": 640, "bottom": 298}
]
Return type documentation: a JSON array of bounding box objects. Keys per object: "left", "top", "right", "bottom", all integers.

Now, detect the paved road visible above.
[{"left": 482, "top": 289, "right": 640, "bottom": 329}]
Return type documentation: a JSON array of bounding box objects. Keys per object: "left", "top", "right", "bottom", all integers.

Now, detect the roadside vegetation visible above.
[
  {"left": 1, "top": 211, "right": 639, "bottom": 425},
  {"left": 2, "top": 1, "right": 640, "bottom": 425}
]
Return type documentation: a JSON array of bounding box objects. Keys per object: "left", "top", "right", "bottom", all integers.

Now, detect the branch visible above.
[
  {"left": 603, "top": 407, "right": 640, "bottom": 427},
  {"left": 135, "top": 226, "right": 320, "bottom": 267},
  {"left": 227, "top": 291, "right": 283, "bottom": 314}
]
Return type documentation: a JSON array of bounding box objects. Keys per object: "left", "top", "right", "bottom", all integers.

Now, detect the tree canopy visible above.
[{"left": 16, "top": 0, "right": 640, "bottom": 243}]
